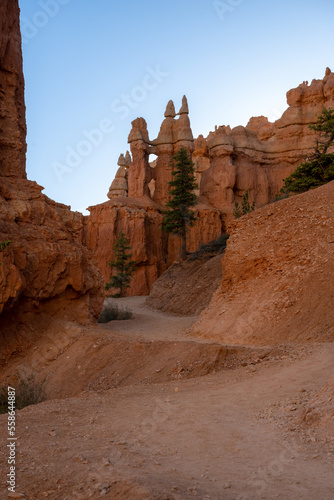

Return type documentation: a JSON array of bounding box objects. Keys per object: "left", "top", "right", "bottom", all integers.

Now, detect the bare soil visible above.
[
  {"left": 0, "top": 298, "right": 333, "bottom": 499},
  {"left": 146, "top": 255, "right": 222, "bottom": 316}
]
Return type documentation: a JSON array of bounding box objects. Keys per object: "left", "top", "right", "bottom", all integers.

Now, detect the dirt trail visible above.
[
  {"left": 0, "top": 299, "right": 333, "bottom": 499},
  {"left": 99, "top": 296, "right": 199, "bottom": 342}
]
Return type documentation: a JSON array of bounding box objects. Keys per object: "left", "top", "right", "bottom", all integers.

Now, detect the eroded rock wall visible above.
[
  {"left": 0, "top": 0, "right": 26, "bottom": 178},
  {"left": 83, "top": 198, "right": 222, "bottom": 295},
  {"left": 0, "top": 1, "right": 104, "bottom": 359}
]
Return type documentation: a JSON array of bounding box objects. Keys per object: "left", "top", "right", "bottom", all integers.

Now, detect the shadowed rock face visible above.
[
  {"left": 0, "top": 0, "right": 27, "bottom": 178},
  {"left": 0, "top": 0, "right": 105, "bottom": 355},
  {"left": 84, "top": 69, "right": 334, "bottom": 295}
]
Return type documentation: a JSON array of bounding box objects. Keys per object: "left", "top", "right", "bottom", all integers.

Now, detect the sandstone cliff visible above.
[
  {"left": 192, "top": 181, "right": 334, "bottom": 345},
  {"left": 83, "top": 197, "right": 222, "bottom": 295},
  {"left": 84, "top": 69, "right": 334, "bottom": 294},
  {"left": 0, "top": 0, "right": 26, "bottom": 179},
  {"left": 0, "top": 0, "right": 104, "bottom": 362}
]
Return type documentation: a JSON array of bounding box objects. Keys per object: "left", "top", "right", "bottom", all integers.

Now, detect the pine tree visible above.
[
  {"left": 106, "top": 231, "right": 137, "bottom": 297},
  {"left": 282, "top": 107, "right": 334, "bottom": 193},
  {"left": 162, "top": 148, "right": 198, "bottom": 260}
]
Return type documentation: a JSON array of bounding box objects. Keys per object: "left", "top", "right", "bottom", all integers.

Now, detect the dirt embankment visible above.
[
  {"left": 0, "top": 297, "right": 284, "bottom": 401},
  {"left": 146, "top": 254, "right": 223, "bottom": 315},
  {"left": 192, "top": 181, "right": 334, "bottom": 346},
  {"left": 1, "top": 331, "right": 333, "bottom": 500}
]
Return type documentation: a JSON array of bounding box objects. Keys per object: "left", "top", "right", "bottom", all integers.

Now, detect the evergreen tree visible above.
[
  {"left": 162, "top": 148, "right": 198, "bottom": 260},
  {"left": 106, "top": 231, "right": 137, "bottom": 297},
  {"left": 282, "top": 107, "right": 334, "bottom": 193}
]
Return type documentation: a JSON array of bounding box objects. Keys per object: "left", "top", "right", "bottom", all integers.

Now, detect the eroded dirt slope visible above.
[
  {"left": 193, "top": 181, "right": 334, "bottom": 345},
  {"left": 146, "top": 255, "right": 222, "bottom": 315}
]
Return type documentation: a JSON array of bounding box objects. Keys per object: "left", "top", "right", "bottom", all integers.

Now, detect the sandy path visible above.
[
  {"left": 98, "top": 296, "right": 199, "bottom": 342},
  {"left": 0, "top": 301, "right": 333, "bottom": 499}
]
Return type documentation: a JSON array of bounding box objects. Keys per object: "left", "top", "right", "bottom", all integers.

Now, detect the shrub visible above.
[
  {"left": 282, "top": 107, "right": 334, "bottom": 193},
  {"left": 98, "top": 303, "right": 133, "bottom": 323},
  {"left": 189, "top": 234, "right": 229, "bottom": 261},
  {"left": 0, "top": 374, "right": 46, "bottom": 414},
  {"left": 270, "top": 192, "right": 290, "bottom": 203},
  {"left": 0, "top": 240, "right": 11, "bottom": 251},
  {"left": 233, "top": 191, "right": 255, "bottom": 218}
]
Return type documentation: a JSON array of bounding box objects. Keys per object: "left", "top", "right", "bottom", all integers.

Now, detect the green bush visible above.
[
  {"left": 0, "top": 374, "right": 46, "bottom": 414},
  {"left": 270, "top": 192, "right": 290, "bottom": 203},
  {"left": 233, "top": 191, "right": 255, "bottom": 218},
  {"left": 189, "top": 234, "right": 229, "bottom": 261},
  {"left": 0, "top": 240, "right": 11, "bottom": 251},
  {"left": 282, "top": 107, "right": 334, "bottom": 193},
  {"left": 98, "top": 303, "right": 133, "bottom": 323}
]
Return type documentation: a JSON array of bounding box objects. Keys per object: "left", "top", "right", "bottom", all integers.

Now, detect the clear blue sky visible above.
[{"left": 20, "top": 0, "right": 334, "bottom": 214}]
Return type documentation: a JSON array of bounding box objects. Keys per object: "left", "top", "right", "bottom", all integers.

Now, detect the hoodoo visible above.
[{"left": 84, "top": 69, "right": 334, "bottom": 294}]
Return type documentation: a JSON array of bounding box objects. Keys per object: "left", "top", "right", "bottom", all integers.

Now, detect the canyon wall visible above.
[
  {"left": 0, "top": 0, "right": 104, "bottom": 361},
  {"left": 84, "top": 69, "right": 334, "bottom": 294},
  {"left": 0, "top": 0, "right": 26, "bottom": 179}
]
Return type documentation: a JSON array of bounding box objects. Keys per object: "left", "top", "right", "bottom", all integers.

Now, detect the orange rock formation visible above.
[
  {"left": 84, "top": 69, "right": 334, "bottom": 294},
  {"left": 0, "top": 0, "right": 104, "bottom": 361},
  {"left": 0, "top": 0, "right": 26, "bottom": 178}
]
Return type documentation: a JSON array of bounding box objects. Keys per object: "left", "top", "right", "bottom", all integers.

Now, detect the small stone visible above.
[{"left": 98, "top": 484, "right": 110, "bottom": 492}]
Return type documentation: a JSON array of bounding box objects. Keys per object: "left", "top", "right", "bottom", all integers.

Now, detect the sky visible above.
[{"left": 19, "top": 0, "right": 334, "bottom": 214}]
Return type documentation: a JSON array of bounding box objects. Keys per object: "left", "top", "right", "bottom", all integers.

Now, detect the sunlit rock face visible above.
[
  {"left": 0, "top": 0, "right": 27, "bottom": 178},
  {"left": 84, "top": 69, "right": 334, "bottom": 295}
]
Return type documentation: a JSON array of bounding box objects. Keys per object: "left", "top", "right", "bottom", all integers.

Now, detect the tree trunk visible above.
[{"left": 181, "top": 224, "right": 187, "bottom": 260}]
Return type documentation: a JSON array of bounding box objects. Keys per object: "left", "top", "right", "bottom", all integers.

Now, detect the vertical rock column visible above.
[
  {"left": 0, "top": 0, "right": 27, "bottom": 178},
  {"left": 127, "top": 118, "right": 151, "bottom": 198},
  {"left": 150, "top": 100, "right": 176, "bottom": 205}
]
